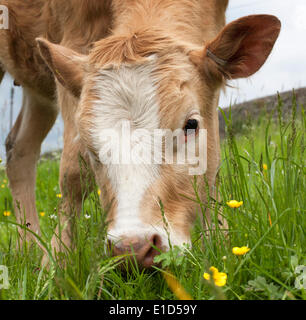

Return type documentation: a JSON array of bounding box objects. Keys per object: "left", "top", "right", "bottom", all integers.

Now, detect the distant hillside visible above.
[{"left": 219, "top": 87, "right": 305, "bottom": 138}]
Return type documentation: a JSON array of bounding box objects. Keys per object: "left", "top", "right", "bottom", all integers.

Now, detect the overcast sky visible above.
[
  {"left": 1, "top": 0, "right": 305, "bottom": 158},
  {"left": 220, "top": 0, "right": 306, "bottom": 106}
]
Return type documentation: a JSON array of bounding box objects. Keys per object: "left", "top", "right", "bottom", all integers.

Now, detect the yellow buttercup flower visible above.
[
  {"left": 263, "top": 163, "right": 268, "bottom": 170},
  {"left": 203, "top": 273, "right": 211, "bottom": 280},
  {"left": 40, "top": 212, "right": 46, "bottom": 217},
  {"left": 214, "top": 272, "right": 227, "bottom": 287},
  {"left": 97, "top": 189, "right": 101, "bottom": 196},
  {"left": 226, "top": 200, "right": 243, "bottom": 208},
  {"left": 56, "top": 193, "right": 62, "bottom": 198},
  {"left": 209, "top": 266, "right": 218, "bottom": 274},
  {"left": 203, "top": 266, "right": 227, "bottom": 287},
  {"left": 1, "top": 184, "right": 5, "bottom": 189},
  {"left": 3, "top": 179, "right": 7, "bottom": 184},
  {"left": 3, "top": 211, "right": 11, "bottom": 217},
  {"left": 232, "top": 246, "right": 251, "bottom": 256}
]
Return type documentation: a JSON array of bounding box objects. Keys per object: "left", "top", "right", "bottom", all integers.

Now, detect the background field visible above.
[{"left": 0, "top": 92, "right": 305, "bottom": 300}]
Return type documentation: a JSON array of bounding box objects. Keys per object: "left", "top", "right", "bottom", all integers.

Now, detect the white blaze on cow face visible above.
[{"left": 89, "top": 59, "right": 166, "bottom": 245}]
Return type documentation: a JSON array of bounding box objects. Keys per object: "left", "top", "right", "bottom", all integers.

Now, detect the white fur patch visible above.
[{"left": 90, "top": 60, "right": 164, "bottom": 241}]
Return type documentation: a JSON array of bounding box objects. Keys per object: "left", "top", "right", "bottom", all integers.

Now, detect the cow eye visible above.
[{"left": 184, "top": 119, "right": 198, "bottom": 135}]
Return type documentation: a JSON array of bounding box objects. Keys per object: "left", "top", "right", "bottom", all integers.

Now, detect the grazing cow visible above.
[{"left": 0, "top": 0, "right": 280, "bottom": 268}]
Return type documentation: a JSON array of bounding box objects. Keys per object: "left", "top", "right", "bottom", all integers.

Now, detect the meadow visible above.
[{"left": 0, "top": 93, "right": 305, "bottom": 300}]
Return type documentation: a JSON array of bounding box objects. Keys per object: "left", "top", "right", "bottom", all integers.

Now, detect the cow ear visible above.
[
  {"left": 189, "top": 15, "right": 281, "bottom": 83},
  {"left": 36, "top": 38, "right": 86, "bottom": 98}
]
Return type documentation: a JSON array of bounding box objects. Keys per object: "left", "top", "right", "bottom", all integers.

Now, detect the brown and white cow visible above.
[{"left": 0, "top": 0, "right": 280, "bottom": 268}]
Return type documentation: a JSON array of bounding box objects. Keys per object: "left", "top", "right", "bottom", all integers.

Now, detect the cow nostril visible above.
[
  {"left": 151, "top": 234, "right": 162, "bottom": 249},
  {"left": 142, "top": 234, "right": 163, "bottom": 268}
]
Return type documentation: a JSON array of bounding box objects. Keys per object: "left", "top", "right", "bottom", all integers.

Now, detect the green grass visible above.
[{"left": 0, "top": 94, "right": 305, "bottom": 300}]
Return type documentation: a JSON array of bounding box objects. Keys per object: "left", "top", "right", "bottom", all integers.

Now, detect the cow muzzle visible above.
[{"left": 107, "top": 234, "right": 164, "bottom": 269}]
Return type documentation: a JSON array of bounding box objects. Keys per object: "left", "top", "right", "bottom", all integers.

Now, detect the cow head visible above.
[{"left": 37, "top": 15, "right": 281, "bottom": 268}]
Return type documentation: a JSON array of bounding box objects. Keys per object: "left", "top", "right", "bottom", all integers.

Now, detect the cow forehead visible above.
[
  {"left": 94, "top": 60, "right": 159, "bottom": 124},
  {"left": 89, "top": 58, "right": 161, "bottom": 154}
]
